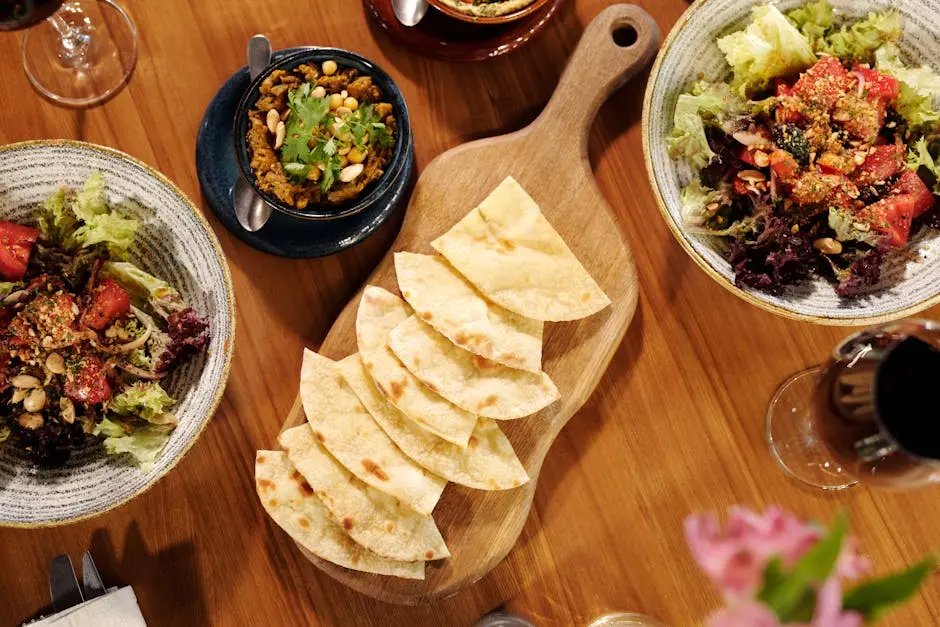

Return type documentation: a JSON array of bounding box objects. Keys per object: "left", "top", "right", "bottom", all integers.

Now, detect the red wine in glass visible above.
[
  {"left": 0, "top": 0, "right": 63, "bottom": 31},
  {"left": 767, "top": 320, "right": 940, "bottom": 490}
]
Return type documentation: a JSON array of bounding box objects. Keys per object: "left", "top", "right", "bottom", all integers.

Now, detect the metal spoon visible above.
[
  {"left": 233, "top": 34, "right": 274, "bottom": 232},
  {"left": 392, "top": 0, "right": 429, "bottom": 26}
]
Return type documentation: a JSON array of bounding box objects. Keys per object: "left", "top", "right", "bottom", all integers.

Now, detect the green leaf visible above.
[
  {"left": 819, "top": 10, "right": 902, "bottom": 64},
  {"left": 787, "top": 0, "right": 835, "bottom": 48},
  {"left": 320, "top": 163, "right": 336, "bottom": 194},
  {"left": 762, "top": 514, "right": 847, "bottom": 621},
  {"left": 35, "top": 187, "right": 79, "bottom": 250},
  {"left": 108, "top": 381, "right": 176, "bottom": 424},
  {"left": 758, "top": 557, "right": 788, "bottom": 599},
  {"left": 283, "top": 162, "right": 309, "bottom": 180},
  {"left": 716, "top": 4, "right": 817, "bottom": 97},
  {"left": 843, "top": 557, "right": 936, "bottom": 622}
]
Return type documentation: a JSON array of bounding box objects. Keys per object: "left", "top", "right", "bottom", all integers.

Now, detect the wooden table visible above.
[{"left": 0, "top": 1, "right": 937, "bottom": 625}]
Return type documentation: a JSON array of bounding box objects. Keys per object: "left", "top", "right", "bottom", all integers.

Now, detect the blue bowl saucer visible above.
[{"left": 195, "top": 47, "right": 414, "bottom": 258}]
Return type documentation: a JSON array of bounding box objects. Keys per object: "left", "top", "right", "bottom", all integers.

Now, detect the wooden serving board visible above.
[{"left": 281, "top": 4, "right": 659, "bottom": 604}]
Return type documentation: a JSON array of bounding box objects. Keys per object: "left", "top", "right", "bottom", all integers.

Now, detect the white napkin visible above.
[{"left": 25, "top": 587, "right": 146, "bottom": 627}]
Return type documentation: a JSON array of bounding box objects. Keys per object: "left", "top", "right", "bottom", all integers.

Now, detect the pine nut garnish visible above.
[{"left": 737, "top": 169, "right": 766, "bottom": 183}]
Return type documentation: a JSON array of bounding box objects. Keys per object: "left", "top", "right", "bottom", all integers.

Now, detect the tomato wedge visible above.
[
  {"left": 852, "top": 145, "right": 906, "bottom": 189},
  {"left": 0, "top": 221, "right": 39, "bottom": 281},
  {"left": 65, "top": 354, "right": 112, "bottom": 404},
  {"left": 863, "top": 195, "right": 917, "bottom": 247},
  {"left": 769, "top": 149, "right": 801, "bottom": 184},
  {"left": 894, "top": 170, "right": 936, "bottom": 218},
  {"left": 854, "top": 67, "right": 901, "bottom": 101},
  {"left": 793, "top": 56, "right": 852, "bottom": 111},
  {"left": 81, "top": 279, "right": 130, "bottom": 330}
]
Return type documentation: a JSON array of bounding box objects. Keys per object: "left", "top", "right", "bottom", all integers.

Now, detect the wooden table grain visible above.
[{"left": 0, "top": 1, "right": 937, "bottom": 625}]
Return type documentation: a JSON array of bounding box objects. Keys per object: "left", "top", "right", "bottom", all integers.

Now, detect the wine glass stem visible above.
[{"left": 47, "top": 2, "right": 92, "bottom": 69}]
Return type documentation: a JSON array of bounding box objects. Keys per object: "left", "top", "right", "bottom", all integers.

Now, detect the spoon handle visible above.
[{"left": 247, "top": 34, "right": 272, "bottom": 81}]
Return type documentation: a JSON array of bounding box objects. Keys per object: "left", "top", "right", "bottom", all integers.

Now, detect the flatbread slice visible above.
[
  {"left": 337, "top": 354, "right": 529, "bottom": 490},
  {"left": 388, "top": 315, "right": 559, "bottom": 420},
  {"left": 280, "top": 426, "right": 450, "bottom": 562},
  {"left": 394, "top": 252, "right": 543, "bottom": 373},
  {"left": 430, "top": 176, "right": 610, "bottom": 321},
  {"left": 299, "top": 349, "right": 446, "bottom": 516},
  {"left": 255, "top": 451, "right": 424, "bottom": 580},
  {"left": 356, "top": 286, "right": 477, "bottom": 447}
]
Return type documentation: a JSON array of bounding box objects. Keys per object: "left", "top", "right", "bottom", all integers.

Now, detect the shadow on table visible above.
[
  {"left": 215, "top": 172, "right": 407, "bottom": 346},
  {"left": 510, "top": 300, "right": 645, "bottom": 542},
  {"left": 89, "top": 523, "right": 207, "bottom": 626}
]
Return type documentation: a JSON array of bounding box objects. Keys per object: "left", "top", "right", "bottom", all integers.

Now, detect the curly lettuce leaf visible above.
[
  {"left": 681, "top": 179, "right": 724, "bottom": 227},
  {"left": 73, "top": 213, "right": 139, "bottom": 253},
  {"left": 35, "top": 187, "right": 79, "bottom": 250},
  {"left": 717, "top": 5, "right": 816, "bottom": 97},
  {"left": 0, "top": 282, "right": 15, "bottom": 297},
  {"left": 907, "top": 137, "right": 940, "bottom": 193},
  {"left": 102, "top": 261, "right": 186, "bottom": 319},
  {"left": 74, "top": 171, "right": 109, "bottom": 222},
  {"left": 875, "top": 43, "right": 940, "bottom": 128},
  {"left": 108, "top": 381, "right": 177, "bottom": 425},
  {"left": 681, "top": 180, "right": 761, "bottom": 239},
  {"left": 668, "top": 81, "right": 744, "bottom": 169},
  {"left": 829, "top": 207, "right": 878, "bottom": 245},
  {"left": 93, "top": 417, "right": 174, "bottom": 469},
  {"left": 820, "top": 9, "right": 902, "bottom": 63},
  {"left": 35, "top": 172, "right": 139, "bottom": 254},
  {"left": 786, "top": 0, "right": 835, "bottom": 48}
]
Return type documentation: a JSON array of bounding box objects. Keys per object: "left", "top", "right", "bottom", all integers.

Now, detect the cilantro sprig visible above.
[{"left": 278, "top": 82, "right": 395, "bottom": 194}]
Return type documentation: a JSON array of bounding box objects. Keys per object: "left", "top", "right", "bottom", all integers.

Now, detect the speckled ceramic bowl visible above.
[
  {"left": 643, "top": 0, "right": 940, "bottom": 325},
  {"left": 0, "top": 141, "right": 236, "bottom": 527}
]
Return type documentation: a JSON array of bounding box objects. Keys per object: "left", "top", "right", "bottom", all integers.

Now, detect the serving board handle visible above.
[{"left": 535, "top": 4, "right": 659, "bottom": 156}]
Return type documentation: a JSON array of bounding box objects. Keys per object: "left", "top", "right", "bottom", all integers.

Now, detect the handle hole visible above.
[{"left": 612, "top": 24, "right": 638, "bottom": 48}]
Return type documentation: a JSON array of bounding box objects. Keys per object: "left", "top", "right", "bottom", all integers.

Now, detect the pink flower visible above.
[
  {"left": 802, "top": 578, "right": 863, "bottom": 627},
  {"left": 686, "top": 506, "right": 822, "bottom": 598},
  {"left": 835, "top": 537, "right": 871, "bottom": 580},
  {"left": 686, "top": 507, "right": 871, "bottom": 599},
  {"left": 706, "top": 602, "right": 781, "bottom": 627}
]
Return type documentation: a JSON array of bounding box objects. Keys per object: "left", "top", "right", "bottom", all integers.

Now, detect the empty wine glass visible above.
[
  {"left": 767, "top": 319, "right": 940, "bottom": 490},
  {"left": 1, "top": 0, "right": 137, "bottom": 107}
]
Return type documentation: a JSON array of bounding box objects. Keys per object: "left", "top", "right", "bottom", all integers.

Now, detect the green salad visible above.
[
  {"left": 0, "top": 173, "right": 209, "bottom": 469},
  {"left": 668, "top": 1, "right": 940, "bottom": 296}
]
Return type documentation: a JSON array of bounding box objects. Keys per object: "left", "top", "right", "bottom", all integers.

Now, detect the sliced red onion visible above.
[{"left": 853, "top": 70, "right": 866, "bottom": 97}]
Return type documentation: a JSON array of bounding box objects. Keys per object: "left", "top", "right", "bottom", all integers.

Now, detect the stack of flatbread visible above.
[{"left": 256, "top": 177, "right": 611, "bottom": 579}]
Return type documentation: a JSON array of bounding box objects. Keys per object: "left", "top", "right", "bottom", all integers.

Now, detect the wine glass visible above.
[
  {"left": 1, "top": 0, "right": 137, "bottom": 107},
  {"left": 767, "top": 319, "right": 940, "bottom": 491}
]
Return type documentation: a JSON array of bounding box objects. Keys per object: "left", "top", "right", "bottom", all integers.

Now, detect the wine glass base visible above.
[
  {"left": 22, "top": 0, "right": 137, "bottom": 108},
  {"left": 767, "top": 367, "right": 859, "bottom": 491}
]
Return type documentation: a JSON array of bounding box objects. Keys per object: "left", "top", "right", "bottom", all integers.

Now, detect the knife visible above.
[
  {"left": 81, "top": 551, "right": 107, "bottom": 600},
  {"left": 49, "top": 554, "right": 84, "bottom": 613}
]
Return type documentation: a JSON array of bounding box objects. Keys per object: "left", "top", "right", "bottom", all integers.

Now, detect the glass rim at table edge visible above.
[{"left": 831, "top": 318, "right": 940, "bottom": 466}]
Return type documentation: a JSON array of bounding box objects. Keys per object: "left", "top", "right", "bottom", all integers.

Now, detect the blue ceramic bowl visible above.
[{"left": 234, "top": 47, "right": 412, "bottom": 221}]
